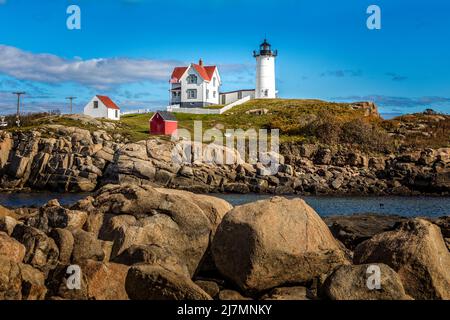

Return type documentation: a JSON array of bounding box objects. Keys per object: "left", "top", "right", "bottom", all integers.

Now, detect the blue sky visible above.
[{"left": 0, "top": 0, "right": 449, "bottom": 115}]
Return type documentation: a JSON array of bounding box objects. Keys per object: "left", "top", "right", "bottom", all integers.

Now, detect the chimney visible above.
[{"left": 199, "top": 58, "right": 203, "bottom": 66}]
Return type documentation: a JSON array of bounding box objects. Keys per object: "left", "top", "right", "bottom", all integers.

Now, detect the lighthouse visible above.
[{"left": 253, "top": 39, "right": 277, "bottom": 99}]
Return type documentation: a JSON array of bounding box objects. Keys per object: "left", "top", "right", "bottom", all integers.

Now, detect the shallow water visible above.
[
  {"left": 215, "top": 194, "right": 450, "bottom": 217},
  {"left": 0, "top": 192, "right": 448, "bottom": 218},
  {"left": 0, "top": 192, "right": 90, "bottom": 208}
]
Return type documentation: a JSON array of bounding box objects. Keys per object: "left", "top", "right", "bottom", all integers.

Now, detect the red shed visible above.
[{"left": 149, "top": 111, "right": 178, "bottom": 135}]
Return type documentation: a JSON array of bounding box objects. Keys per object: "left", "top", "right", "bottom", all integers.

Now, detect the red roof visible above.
[
  {"left": 96, "top": 95, "right": 120, "bottom": 110},
  {"left": 170, "top": 67, "right": 188, "bottom": 83},
  {"left": 170, "top": 63, "right": 217, "bottom": 82}
]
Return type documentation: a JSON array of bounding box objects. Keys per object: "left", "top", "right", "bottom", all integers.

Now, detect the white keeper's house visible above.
[
  {"left": 170, "top": 59, "right": 221, "bottom": 108},
  {"left": 83, "top": 95, "right": 121, "bottom": 120}
]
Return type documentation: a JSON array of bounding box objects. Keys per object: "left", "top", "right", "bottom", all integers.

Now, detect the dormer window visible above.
[{"left": 187, "top": 74, "right": 197, "bottom": 84}]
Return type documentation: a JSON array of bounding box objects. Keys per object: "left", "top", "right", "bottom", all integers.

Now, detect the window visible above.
[
  {"left": 187, "top": 89, "right": 197, "bottom": 99},
  {"left": 93, "top": 101, "right": 98, "bottom": 109},
  {"left": 206, "top": 89, "right": 209, "bottom": 99},
  {"left": 213, "top": 77, "right": 216, "bottom": 87},
  {"left": 187, "top": 74, "right": 197, "bottom": 84},
  {"left": 213, "top": 91, "right": 216, "bottom": 98}
]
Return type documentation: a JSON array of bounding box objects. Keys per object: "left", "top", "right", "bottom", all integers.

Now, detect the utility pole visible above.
[
  {"left": 12, "top": 92, "right": 25, "bottom": 127},
  {"left": 66, "top": 96, "right": 77, "bottom": 114}
]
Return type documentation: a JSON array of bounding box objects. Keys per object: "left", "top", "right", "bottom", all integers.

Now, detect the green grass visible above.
[
  {"left": 203, "top": 104, "right": 224, "bottom": 109},
  {"left": 119, "top": 113, "right": 154, "bottom": 141}
]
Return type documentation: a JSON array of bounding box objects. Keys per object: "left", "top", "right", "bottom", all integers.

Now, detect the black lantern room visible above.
[{"left": 253, "top": 39, "right": 278, "bottom": 57}]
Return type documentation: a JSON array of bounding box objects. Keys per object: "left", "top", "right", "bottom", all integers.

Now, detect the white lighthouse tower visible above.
[{"left": 253, "top": 39, "right": 277, "bottom": 99}]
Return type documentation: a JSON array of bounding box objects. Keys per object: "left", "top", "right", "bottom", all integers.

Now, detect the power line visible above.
[
  {"left": 12, "top": 92, "right": 25, "bottom": 127},
  {"left": 66, "top": 96, "right": 77, "bottom": 113}
]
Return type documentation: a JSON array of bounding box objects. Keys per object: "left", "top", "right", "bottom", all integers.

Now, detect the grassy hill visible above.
[
  {"left": 121, "top": 99, "right": 369, "bottom": 142},
  {"left": 3, "top": 99, "right": 448, "bottom": 152}
]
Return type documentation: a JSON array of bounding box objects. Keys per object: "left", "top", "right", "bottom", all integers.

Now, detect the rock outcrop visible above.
[{"left": 1, "top": 125, "right": 449, "bottom": 196}]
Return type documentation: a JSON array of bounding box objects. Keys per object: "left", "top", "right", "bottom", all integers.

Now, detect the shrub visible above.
[
  {"left": 340, "top": 118, "right": 392, "bottom": 152},
  {"left": 301, "top": 111, "right": 342, "bottom": 144}
]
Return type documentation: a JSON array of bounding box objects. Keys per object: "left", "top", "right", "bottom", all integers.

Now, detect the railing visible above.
[
  {"left": 166, "top": 96, "right": 251, "bottom": 115},
  {"left": 122, "top": 109, "right": 154, "bottom": 115}
]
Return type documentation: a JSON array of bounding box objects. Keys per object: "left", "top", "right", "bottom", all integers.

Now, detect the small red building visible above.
[{"left": 149, "top": 111, "right": 178, "bottom": 135}]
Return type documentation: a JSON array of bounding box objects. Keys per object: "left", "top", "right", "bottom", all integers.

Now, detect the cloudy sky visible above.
[{"left": 0, "top": 0, "right": 449, "bottom": 115}]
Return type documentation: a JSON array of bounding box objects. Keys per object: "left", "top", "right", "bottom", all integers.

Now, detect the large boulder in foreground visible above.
[
  {"left": 212, "top": 197, "right": 348, "bottom": 294},
  {"left": 125, "top": 264, "right": 211, "bottom": 300},
  {"left": 155, "top": 188, "right": 232, "bottom": 235},
  {"left": 84, "top": 184, "right": 230, "bottom": 276},
  {"left": 156, "top": 188, "right": 233, "bottom": 272},
  {"left": 354, "top": 219, "right": 450, "bottom": 300},
  {"left": 322, "top": 264, "right": 409, "bottom": 300}
]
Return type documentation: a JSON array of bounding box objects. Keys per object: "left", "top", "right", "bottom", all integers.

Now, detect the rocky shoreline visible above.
[
  {"left": 0, "top": 184, "right": 448, "bottom": 300},
  {"left": 0, "top": 125, "right": 449, "bottom": 196}
]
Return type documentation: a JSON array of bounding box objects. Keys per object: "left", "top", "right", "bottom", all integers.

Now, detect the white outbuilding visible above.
[{"left": 83, "top": 95, "right": 121, "bottom": 120}]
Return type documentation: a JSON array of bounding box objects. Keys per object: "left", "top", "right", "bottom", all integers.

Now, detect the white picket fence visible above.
[{"left": 167, "top": 96, "right": 251, "bottom": 115}]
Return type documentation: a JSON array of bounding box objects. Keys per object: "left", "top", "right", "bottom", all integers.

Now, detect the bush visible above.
[
  {"left": 296, "top": 113, "right": 392, "bottom": 152},
  {"left": 340, "top": 118, "right": 392, "bottom": 152},
  {"left": 301, "top": 111, "right": 342, "bottom": 144}
]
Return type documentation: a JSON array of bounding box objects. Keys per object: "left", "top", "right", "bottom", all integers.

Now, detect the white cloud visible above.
[{"left": 0, "top": 45, "right": 182, "bottom": 89}]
